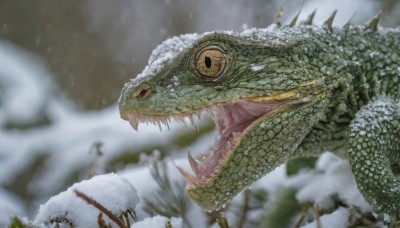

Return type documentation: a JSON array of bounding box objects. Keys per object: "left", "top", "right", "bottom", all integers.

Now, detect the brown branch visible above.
[
  {"left": 74, "top": 190, "right": 127, "bottom": 228},
  {"left": 216, "top": 212, "right": 229, "bottom": 228},
  {"left": 294, "top": 212, "right": 307, "bottom": 228}
]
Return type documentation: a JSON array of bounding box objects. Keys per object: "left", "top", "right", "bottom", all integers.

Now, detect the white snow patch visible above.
[
  {"left": 0, "top": 41, "right": 53, "bottom": 124},
  {"left": 301, "top": 207, "right": 349, "bottom": 228},
  {"left": 286, "top": 152, "right": 371, "bottom": 212},
  {"left": 131, "top": 215, "right": 182, "bottom": 228},
  {"left": 35, "top": 173, "right": 139, "bottom": 227}
]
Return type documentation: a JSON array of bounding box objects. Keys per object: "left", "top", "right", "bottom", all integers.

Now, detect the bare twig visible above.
[
  {"left": 97, "top": 213, "right": 111, "bottom": 228},
  {"left": 74, "top": 190, "right": 127, "bottom": 228},
  {"left": 294, "top": 212, "right": 307, "bottom": 228},
  {"left": 216, "top": 212, "right": 230, "bottom": 228},
  {"left": 315, "top": 203, "right": 321, "bottom": 228},
  {"left": 237, "top": 190, "right": 250, "bottom": 228},
  {"left": 89, "top": 141, "right": 104, "bottom": 177}
]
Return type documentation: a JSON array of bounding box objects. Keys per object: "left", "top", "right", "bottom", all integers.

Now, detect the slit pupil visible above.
[{"left": 205, "top": 56, "right": 212, "bottom": 68}]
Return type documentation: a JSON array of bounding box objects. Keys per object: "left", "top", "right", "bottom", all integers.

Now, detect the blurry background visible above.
[
  {"left": 1, "top": 0, "right": 397, "bottom": 110},
  {"left": 0, "top": 0, "right": 290, "bottom": 109},
  {"left": 0, "top": 0, "right": 399, "bottom": 226}
]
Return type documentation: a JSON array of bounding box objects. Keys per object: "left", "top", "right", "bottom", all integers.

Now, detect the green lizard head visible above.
[{"left": 119, "top": 27, "right": 328, "bottom": 211}]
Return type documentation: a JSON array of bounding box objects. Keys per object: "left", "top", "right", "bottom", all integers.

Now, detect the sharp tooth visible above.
[
  {"left": 188, "top": 152, "right": 200, "bottom": 176},
  {"left": 195, "top": 112, "right": 202, "bottom": 120},
  {"left": 176, "top": 165, "right": 195, "bottom": 185},
  {"left": 177, "top": 116, "right": 186, "bottom": 126},
  {"left": 156, "top": 121, "right": 162, "bottom": 131},
  {"left": 188, "top": 115, "right": 196, "bottom": 129},
  {"left": 128, "top": 117, "right": 139, "bottom": 131},
  {"left": 178, "top": 116, "right": 186, "bottom": 123},
  {"left": 206, "top": 108, "right": 215, "bottom": 119}
]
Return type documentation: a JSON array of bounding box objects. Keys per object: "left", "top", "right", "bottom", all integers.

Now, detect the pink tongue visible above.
[
  {"left": 196, "top": 100, "right": 283, "bottom": 180},
  {"left": 217, "top": 100, "right": 284, "bottom": 137}
]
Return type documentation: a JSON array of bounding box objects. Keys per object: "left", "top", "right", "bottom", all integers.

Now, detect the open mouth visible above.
[{"left": 122, "top": 96, "right": 304, "bottom": 187}]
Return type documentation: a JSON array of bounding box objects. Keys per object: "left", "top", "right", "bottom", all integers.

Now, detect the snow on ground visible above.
[
  {"left": 131, "top": 215, "right": 182, "bottom": 228},
  {"left": 286, "top": 152, "right": 371, "bottom": 213},
  {"left": 35, "top": 173, "right": 139, "bottom": 227},
  {"left": 0, "top": 41, "right": 52, "bottom": 125},
  {"left": 301, "top": 207, "right": 350, "bottom": 228}
]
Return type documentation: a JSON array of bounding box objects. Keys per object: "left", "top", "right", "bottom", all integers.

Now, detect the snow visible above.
[
  {"left": 35, "top": 173, "right": 139, "bottom": 227},
  {"left": 286, "top": 153, "right": 371, "bottom": 212},
  {"left": 301, "top": 207, "right": 350, "bottom": 228},
  {"left": 131, "top": 215, "right": 182, "bottom": 228},
  {"left": 0, "top": 41, "right": 52, "bottom": 124}
]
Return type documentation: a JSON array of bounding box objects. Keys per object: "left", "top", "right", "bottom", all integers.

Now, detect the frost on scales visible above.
[{"left": 133, "top": 33, "right": 198, "bottom": 83}]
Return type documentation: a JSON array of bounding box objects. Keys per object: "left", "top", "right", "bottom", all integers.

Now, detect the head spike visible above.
[
  {"left": 323, "top": 10, "right": 338, "bottom": 32},
  {"left": 300, "top": 9, "right": 316, "bottom": 25},
  {"left": 273, "top": 7, "right": 283, "bottom": 27},
  {"left": 343, "top": 12, "right": 357, "bottom": 31},
  {"left": 364, "top": 10, "right": 383, "bottom": 32},
  {"left": 289, "top": 9, "right": 301, "bottom": 27}
]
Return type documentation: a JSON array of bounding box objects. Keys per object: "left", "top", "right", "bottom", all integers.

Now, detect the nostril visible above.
[{"left": 132, "top": 84, "right": 152, "bottom": 100}]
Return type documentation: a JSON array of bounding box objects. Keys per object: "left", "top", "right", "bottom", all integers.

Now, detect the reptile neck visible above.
[{"left": 297, "top": 26, "right": 400, "bottom": 156}]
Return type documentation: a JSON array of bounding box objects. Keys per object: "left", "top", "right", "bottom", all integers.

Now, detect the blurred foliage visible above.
[
  {"left": 3, "top": 153, "right": 49, "bottom": 206},
  {"left": 3, "top": 114, "right": 51, "bottom": 130},
  {"left": 142, "top": 159, "right": 192, "bottom": 226},
  {"left": 9, "top": 217, "right": 24, "bottom": 228},
  {"left": 286, "top": 157, "right": 318, "bottom": 176},
  {"left": 260, "top": 187, "right": 300, "bottom": 228}
]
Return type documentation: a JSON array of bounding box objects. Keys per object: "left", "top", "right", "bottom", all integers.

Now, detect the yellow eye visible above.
[{"left": 195, "top": 46, "right": 228, "bottom": 78}]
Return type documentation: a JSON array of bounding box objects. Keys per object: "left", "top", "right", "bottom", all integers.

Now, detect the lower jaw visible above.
[{"left": 181, "top": 98, "right": 307, "bottom": 187}]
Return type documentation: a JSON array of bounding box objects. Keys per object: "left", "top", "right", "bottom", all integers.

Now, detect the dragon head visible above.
[{"left": 119, "top": 26, "right": 328, "bottom": 211}]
